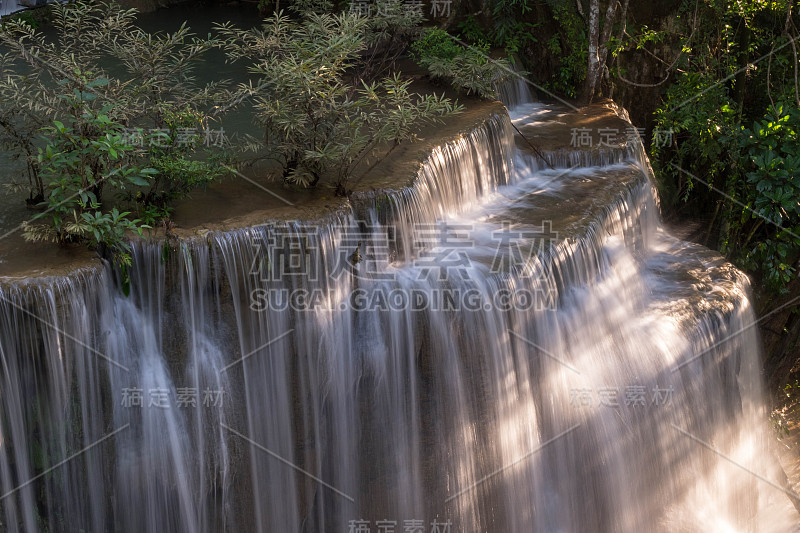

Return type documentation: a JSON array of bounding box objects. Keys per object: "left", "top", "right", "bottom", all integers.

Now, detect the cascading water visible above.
[
  {"left": 496, "top": 72, "right": 535, "bottom": 110},
  {"left": 0, "top": 90, "right": 798, "bottom": 532}
]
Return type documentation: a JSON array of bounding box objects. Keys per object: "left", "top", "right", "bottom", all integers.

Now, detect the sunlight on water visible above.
[{"left": 0, "top": 76, "right": 796, "bottom": 532}]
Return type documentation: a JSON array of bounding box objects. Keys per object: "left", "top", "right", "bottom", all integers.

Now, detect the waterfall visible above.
[
  {"left": 496, "top": 65, "right": 536, "bottom": 109},
  {"left": 0, "top": 95, "right": 797, "bottom": 532}
]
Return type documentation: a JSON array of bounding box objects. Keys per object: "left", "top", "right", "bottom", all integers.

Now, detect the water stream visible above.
[{"left": 0, "top": 87, "right": 797, "bottom": 531}]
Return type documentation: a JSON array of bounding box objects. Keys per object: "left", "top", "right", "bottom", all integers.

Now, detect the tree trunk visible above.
[
  {"left": 584, "top": 0, "right": 601, "bottom": 103},
  {"left": 584, "top": 0, "right": 629, "bottom": 104},
  {"left": 598, "top": 0, "right": 617, "bottom": 65}
]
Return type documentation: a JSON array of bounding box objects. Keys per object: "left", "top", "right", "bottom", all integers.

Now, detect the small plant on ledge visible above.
[
  {"left": 0, "top": 0, "right": 233, "bottom": 268},
  {"left": 410, "top": 28, "right": 514, "bottom": 100},
  {"left": 216, "top": 8, "right": 461, "bottom": 196}
]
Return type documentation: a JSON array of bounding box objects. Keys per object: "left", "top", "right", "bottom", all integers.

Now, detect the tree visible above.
[
  {"left": 0, "top": 0, "right": 232, "bottom": 265},
  {"left": 584, "top": 0, "right": 629, "bottom": 103},
  {"left": 651, "top": 0, "right": 800, "bottom": 294},
  {"left": 216, "top": 9, "right": 461, "bottom": 195},
  {"left": 410, "top": 28, "right": 515, "bottom": 99}
]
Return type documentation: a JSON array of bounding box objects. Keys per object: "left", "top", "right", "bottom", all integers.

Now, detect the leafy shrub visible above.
[
  {"left": 654, "top": 73, "right": 800, "bottom": 293},
  {"left": 547, "top": 2, "right": 587, "bottom": 99},
  {"left": 358, "top": 0, "right": 425, "bottom": 82},
  {"left": 22, "top": 101, "right": 154, "bottom": 265},
  {"left": 737, "top": 105, "right": 800, "bottom": 291},
  {"left": 217, "top": 12, "right": 460, "bottom": 195},
  {"left": 0, "top": 0, "right": 232, "bottom": 265},
  {"left": 489, "top": 0, "right": 538, "bottom": 57},
  {"left": 411, "top": 28, "right": 513, "bottom": 99},
  {"left": 411, "top": 28, "right": 463, "bottom": 62}
]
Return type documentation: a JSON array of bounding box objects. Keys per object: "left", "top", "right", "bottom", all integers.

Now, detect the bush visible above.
[
  {"left": 0, "top": 0, "right": 232, "bottom": 266},
  {"left": 217, "top": 11, "right": 461, "bottom": 195},
  {"left": 737, "top": 105, "right": 800, "bottom": 291},
  {"left": 22, "top": 99, "right": 154, "bottom": 266},
  {"left": 653, "top": 77, "right": 800, "bottom": 294},
  {"left": 411, "top": 28, "right": 513, "bottom": 99},
  {"left": 650, "top": 0, "right": 800, "bottom": 296}
]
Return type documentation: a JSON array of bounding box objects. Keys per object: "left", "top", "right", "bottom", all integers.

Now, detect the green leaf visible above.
[
  {"left": 127, "top": 175, "right": 150, "bottom": 187},
  {"left": 86, "top": 77, "right": 109, "bottom": 88}
]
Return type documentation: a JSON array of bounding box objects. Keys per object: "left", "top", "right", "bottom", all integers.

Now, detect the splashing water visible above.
[{"left": 0, "top": 91, "right": 797, "bottom": 532}]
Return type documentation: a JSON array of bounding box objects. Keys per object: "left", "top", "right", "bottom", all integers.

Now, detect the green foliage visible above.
[
  {"left": 457, "top": 13, "right": 538, "bottom": 61},
  {"left": 0, "top": 0, "right": 231, "bottom": 266},
  {"left": 651, "top": 0, "right": 800, "bottom": 295},
  {"left": 411, "top": 28, "right": 513, "bottom": 99},
  {"left": 217, "top": 12, "right": 460, "bottom": 194},
  {"left": 132, "top": 107, "right": 232, "bottom": 209},
  {"left": 411, "top": 28, "right": 463, "bottom": 61},
  {"left": 23, "top": 104, "right": 153, "bottom": 264},
  {"left": 358, "top": 0, "right": 425, "bottom": 81},
  {"left": 3, "top": 10, "right": 44, "bottom": 30},
  {"left": 741, "top": 106, "right": 800, "bottom": 226},
  {"left": 653, "top": 77, "right": 799, "bottom": 293},
  {"left": 272, "top": 0, "right": 424, "bottom": 82},
  {"left": 737, "top": 105, "right": 800, "bottom": 290},
  {"left": 652, "top": 74, "right": 740, "bottom": 202},
  {"left": 489, "top": 0, "right": 538, "bottom": 57},
  {"left": 547, "top": 2, "right": 587, "bottom": 99},
  {"left": 457, "top": 15, "right": 485, "bottom": 47}
]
